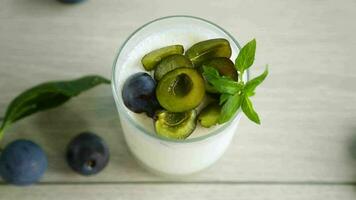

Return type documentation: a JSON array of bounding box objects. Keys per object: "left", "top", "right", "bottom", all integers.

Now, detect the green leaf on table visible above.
[
  {"left": 218, "top": 93, "right": 242, "bottom": 124},
  {"left": 235, "top": 39, "right": 256, "bottom": 74},
  {"left": 241, "top": 96, "right": 260, "bottom": 124},
  {"left": 202, "top": 66, "right": 242, "bottom": 95},
  {"left": 0, "top": 75, "right": 110, "bottom": 140},
  {"left": 244, "top": 67, "right": 268, "bottom": 96}
]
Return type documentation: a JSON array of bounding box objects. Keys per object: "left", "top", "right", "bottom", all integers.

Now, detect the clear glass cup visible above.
[{"left": 112, "top": 16, "right": 249, "bottom": 176}]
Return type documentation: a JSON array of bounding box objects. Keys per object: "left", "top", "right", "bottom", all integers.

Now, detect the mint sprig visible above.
[
  {"left": 235, "top": 39, "right": 256, "bottom": 78},
  {"left": 219, "top": 93, "right": 242, "bottom": 124},
  {"left": 219, "top": 93, "right": 231, "bottom": 105},
  {"left": 203, "top": 39, "right": 268, "bottom": 124},
  {"left": 202, "top": 66, "right": 242, "bottom": 94},
  {"left": 241, "top": 96, "right": 260, "bottom": 124},
  {"left": 244, "top": 67, "right": 268, "bottom": 97}
]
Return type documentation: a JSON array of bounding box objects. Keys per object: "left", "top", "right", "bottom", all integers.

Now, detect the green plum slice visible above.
[
  {"left": 202, "top": 57, "right": 238, "bottom": 93},
  {"left": 198, "top": 102, "right": 221, "bottom": 128},
  {"left": 154, "top": 54, "right": 193, "bottom": 81},
  {"left": 156, "top": 68, "right": 205, "bottom": 112},
  {"left": 141, "top": 45, "right": 184, "bottom": 71},
  {"left": 185, "top": 38, "right": 232, "bottom": 66},
  {"left": 154, "top": 110, "right": 197, "bottom": 140}
]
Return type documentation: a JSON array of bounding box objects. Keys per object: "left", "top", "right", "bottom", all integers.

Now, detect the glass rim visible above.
[{"left": 111, "top": 15, "right": 249, "bottom": 143}]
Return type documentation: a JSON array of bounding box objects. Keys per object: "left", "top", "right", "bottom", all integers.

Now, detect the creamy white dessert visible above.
[{"left": 112, "top": 16, "right": 247, "bottom": 175}]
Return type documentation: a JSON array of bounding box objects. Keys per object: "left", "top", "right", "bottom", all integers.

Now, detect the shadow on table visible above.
[
  {"left": 347, "top": 132, "right": 356, "bottom": 193},
  {"left": 349, "top": 134, "right": 356, "bottom": 161},
  {"left": 31, "top": 93, "right": 152, "bottom": 179},
  {"left": 10, "top": 0, "right": 85, "bottom": 14},
  {"left": 33, "top": 105, "right": 90, "bottom": 176}
]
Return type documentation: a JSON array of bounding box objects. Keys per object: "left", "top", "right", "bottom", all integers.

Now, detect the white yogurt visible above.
[{"left": 112, "top": 16, "right": 246, "bottom": 176}]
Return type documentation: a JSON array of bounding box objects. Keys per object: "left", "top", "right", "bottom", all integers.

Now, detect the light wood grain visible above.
[
  {"left": 0, "top": 86, "right": 356, "bottom": 183},
  {"left": 0, "top": 0, "right": 356, "bottom": 199},
  {"left": 0, "top": 184, "right": 355, "bottom": 200}
]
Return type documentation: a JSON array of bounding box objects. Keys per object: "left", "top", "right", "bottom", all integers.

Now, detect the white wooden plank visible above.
[
  {"left": 1, "top": 86, "right": 356, "bottom": 183},
  {"left": 0, "top": 184, "right": 355, "bottom": 200},
  {"left": 0, "top": 0, "right": 356, "bottom": 184}
]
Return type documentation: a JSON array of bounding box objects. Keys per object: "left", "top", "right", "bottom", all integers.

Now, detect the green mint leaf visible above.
[
  {"left": 202, "top": 66, "right": 242, "bottom": 95},
  {"left": 241, "top": 96, "right": 261, "bottom": 124},
  {"left": 244, "top": 67, "right": 268, "bottom": 96},
  {"left": 219, "top": 93, "right": 231, "bottom": 105},
  {"left": 235, "top": 39, "right": 256, "bottom": 74},
  {"left": 0, "top": 75, "right": 110, "bottom": 140},
  {"left": 218, "top": 93, "right": 242, "bottom": 124}
]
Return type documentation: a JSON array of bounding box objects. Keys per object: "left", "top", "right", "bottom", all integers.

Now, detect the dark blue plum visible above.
[
  {"left": 122, "top": 72, "right": 161, "bottom": 117},
  {"left": 66, "top": 132, "right": 109, "bottom": 176},
  {"left": 58, "top": 0, "right": 86, "bottom": 4},
  {"left": 0, "top": 140, "right": 48, "bottom": 186}
]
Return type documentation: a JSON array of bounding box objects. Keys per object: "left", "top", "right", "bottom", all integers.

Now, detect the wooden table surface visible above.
[{"left": 1, "top": 0, "right": 356, "bottom": 199}]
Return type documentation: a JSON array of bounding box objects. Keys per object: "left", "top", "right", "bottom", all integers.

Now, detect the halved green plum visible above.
[
  {"left": 154, "top": 110, "right": 197, "bottom": 140},
  {"left": 202, "top": 57, "right": 238, "bottom": 93},
  {"left": 198, "top": 102, "right": 221, "bottom": 128},
  {"left": 185, "top": 38, "right": 232, "bottom": 66},
  {"left": 156, "top": 68, "right": 205, "bottom": 112},
  {"left": 154, "top": 54, "right": 193, "bottom": 81},
  {"left": 141, "top": 45, "right": 184, "bottom": 71}
]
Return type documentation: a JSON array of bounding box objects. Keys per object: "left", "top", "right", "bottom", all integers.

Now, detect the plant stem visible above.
[{"left": 238, "top": 70, "right": 245, "bottom": 84}]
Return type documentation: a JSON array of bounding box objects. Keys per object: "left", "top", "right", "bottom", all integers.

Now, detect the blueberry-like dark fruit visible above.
[
  {"left": 58, "top": 0, "right": 86, "bottom": 4},
  {"left": 66, "top": 132, "right": 109, "bottom": 176},
  {"left": 122, "top": 72, "right": 161, "bottom": 117},
  {"left": 0, "top": 139, "right": 48, "bottom": 186}
]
